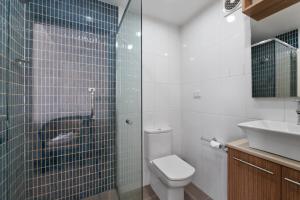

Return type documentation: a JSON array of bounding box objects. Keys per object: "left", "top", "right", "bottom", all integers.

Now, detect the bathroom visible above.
[{"left": 0, "top": 0, "right": 300, "bottom": 199}]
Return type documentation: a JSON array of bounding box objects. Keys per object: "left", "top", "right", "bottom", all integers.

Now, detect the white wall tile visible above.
[
  {"left": 142, "top": 16, "right": 182, "bottom": 186},
  {"left": 143, "top": 82, "right": 155, "bottom": 112},
  {"left": 285, "top": 99, "right": 298, "bottom": 123},
  {"left": 143, "top": 0, "right": 299, "bottom": 198},
  {"left": 180, "top": 1, "right": 298, "bottom": 200},
  {"left": 219, "top": 34, "right": 245, "bottom": 77},
  {"left": 155, "top": 55, "right": 169, "bottom": 83},
  {"left": 143, "top": 53, "right": 156, "bottom": 82},
  {"left": 218, "top": 76, "right": 247, "bottom": 117}
]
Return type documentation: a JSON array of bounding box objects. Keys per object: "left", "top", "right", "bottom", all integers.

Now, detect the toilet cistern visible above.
[{"left": 144, "top": 127, "right": 195, "bottom": 200}]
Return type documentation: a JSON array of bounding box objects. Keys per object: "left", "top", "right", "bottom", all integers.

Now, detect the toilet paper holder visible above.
[{"left": 200, "top": 136, "right": 228, "bottom": 152}]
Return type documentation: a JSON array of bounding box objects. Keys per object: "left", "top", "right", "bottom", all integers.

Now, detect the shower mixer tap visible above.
[{"left": 88, "top": 88, "right": 96, "bottom": 119}]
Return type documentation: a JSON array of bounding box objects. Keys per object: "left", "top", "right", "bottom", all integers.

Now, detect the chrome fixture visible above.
[
  {"left": 125, "top": 119, "right": 133, "bottom": 125},
  {"left": 233, "top": 157, "right": 274, "bottom": 175},
  {"left": 200, "top": 136, "right": 227, "bottom": 152},
  {"left": 296, "top": 100, "right": 300, "bottom": 125},
  {"left": 14, "top": 58, "right": 30, "bottom": 65},
  {"left": 284, "top": 177, "right": 300, "bottom": 186},
  {"left": 88, "top": 88, "right": 96, "bottom": 119}
]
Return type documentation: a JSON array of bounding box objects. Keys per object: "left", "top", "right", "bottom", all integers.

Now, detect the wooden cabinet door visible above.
[
  {"left": 228, "top": 149, "right": 281, "bottom": 200},
  {"left": 242, "top": 0, "right": 300, "bottom": 20},
  {"left": 282, "top": 167, "right": 300, "bottom": 200}
]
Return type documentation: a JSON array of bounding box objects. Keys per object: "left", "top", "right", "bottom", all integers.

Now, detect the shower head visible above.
[{"left": 88, "top": 87, "right": 96, "bottom": 94}]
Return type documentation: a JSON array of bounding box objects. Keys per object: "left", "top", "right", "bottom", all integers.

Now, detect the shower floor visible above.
[
  {"left": 27, "top": 162, "right": 113, "bottom": 200},
  {"left": 85, "top": 190, "right": 118, "bottom": 200}
]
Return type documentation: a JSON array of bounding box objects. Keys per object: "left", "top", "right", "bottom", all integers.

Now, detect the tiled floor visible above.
[
  {"left": 184, "top": 184, "right": 212, "bottom": 200},
  {"left": 143, "top": 183, "right": 212, "bottom": 200},
  {"left": 86, "top": 183, "right": 212, "bottom": 200},
  {"left": 143, "top": 186, "right": 159, "bottom": 200}
]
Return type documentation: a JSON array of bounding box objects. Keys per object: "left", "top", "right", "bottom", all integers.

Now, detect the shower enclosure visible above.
[
  {"left": 0, "top": 0, "right": 142, "bottom": 199},
  {"left": 252, "top": 38, "right": 298, "bottom": 97}
]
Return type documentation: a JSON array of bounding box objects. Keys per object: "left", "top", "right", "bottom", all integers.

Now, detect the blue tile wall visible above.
[
  {"left": 23, "top": 0, "right": 118, "bottom": 199},
  {"left": 252, "top": 41, "right": 276, "bottom": 97},
  {"left": 6, "top": 0, "right": 26, "bottom": 197},
  {"left": 276, "top": 29, "right": 298, "bottom": 48},
  {"left": 277, "top": 29, "right": 298, "bottom": 96}
]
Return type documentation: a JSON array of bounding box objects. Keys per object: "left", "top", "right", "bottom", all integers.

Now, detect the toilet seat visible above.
[{"left": 152, "top": 155, "right": 195, "bottom": 181}]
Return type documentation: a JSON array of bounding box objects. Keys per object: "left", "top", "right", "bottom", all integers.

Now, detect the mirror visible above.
[{"left": 251, "top": 2, "right": 300, "bottom": 97}]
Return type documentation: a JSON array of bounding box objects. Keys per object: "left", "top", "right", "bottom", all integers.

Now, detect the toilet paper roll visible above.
[{"left": 210, "top": 140, "right": 222, "bottom": 149}]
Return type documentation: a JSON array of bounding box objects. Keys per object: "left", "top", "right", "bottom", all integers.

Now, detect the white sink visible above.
[{"left": 238, "top": 120, "right": 300, "bottom": 161}]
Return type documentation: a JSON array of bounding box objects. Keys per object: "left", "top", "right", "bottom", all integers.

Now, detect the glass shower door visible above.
[
  {"left": 0, "top": 1, "right": 7, "bottom": 199},
  {"left": 116, "top": 0, "right": 142, "bottom": 199},
  {"left": 0, "top": 1, "right": 26, "bottom": 199}
]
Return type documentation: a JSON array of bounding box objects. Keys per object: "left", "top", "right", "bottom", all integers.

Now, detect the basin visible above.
[{"left": 238, "top": 120, "right": 300, "bottom": 161}]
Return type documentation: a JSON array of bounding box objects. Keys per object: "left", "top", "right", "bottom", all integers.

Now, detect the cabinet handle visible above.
[
  {"left": 284, "top": 178, "right": 300, "bottom": 186},
  {"left": 233, "top": 157, "right": 274, "bottom": 175}
]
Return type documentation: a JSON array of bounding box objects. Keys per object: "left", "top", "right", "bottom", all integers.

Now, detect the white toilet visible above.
[{"left": 145, "top": 127, "right": 195, "bottom": 200}]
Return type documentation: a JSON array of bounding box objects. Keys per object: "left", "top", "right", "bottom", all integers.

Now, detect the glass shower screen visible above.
[{"left": 116, "top": 0, "right": 143, "bottom": 199}]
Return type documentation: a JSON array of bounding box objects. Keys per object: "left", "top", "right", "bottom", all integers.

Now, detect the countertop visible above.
[{"left": 227, "top": 138, "right": 300, "bottom": 171}]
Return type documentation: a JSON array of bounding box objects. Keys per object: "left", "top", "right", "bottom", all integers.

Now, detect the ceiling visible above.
[
  {"left": 142, "top": 0, "right": 214, "bottom": 25},
  {"left": 251, "top": 2, "right": 300, "bottom": 43},
  {"left": 101, "top": 0, "right": 215, "bottom": 26}
]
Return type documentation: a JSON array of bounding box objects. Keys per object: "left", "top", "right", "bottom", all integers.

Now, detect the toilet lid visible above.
[{"left": 152, "top": 155, "right": 195, "bottom": 181}]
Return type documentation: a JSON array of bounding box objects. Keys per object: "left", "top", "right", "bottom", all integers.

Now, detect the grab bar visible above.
[
  {"left": 88, "top": 88, "right": 96, "bottom": 119},
  {"left": 14, "top": 59, "right": 30, "bottom": 64}
]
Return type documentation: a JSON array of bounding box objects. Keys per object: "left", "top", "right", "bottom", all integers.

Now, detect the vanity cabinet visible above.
[
  {"left": 228, "top": 147, "right": 300, "bottom": 200},
  {"left": 228, "top": 149, "right": 281, "bottom": 200},
  {"left": 282, "top": 167, "right": 300, "bottom": 200},
  {"left": 242, "top": 0, "right": 300, "bottom": 20}
]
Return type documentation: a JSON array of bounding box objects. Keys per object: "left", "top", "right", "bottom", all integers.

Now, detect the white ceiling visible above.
[
  {"left": 142, "top": 0, "right": 214, "bottom": 25},
  {"left": 101, "top": 0, "right": 215, "bottom": 26},
  {"left": 251, "top": 2, "right": 300, "bottom": 43}
]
